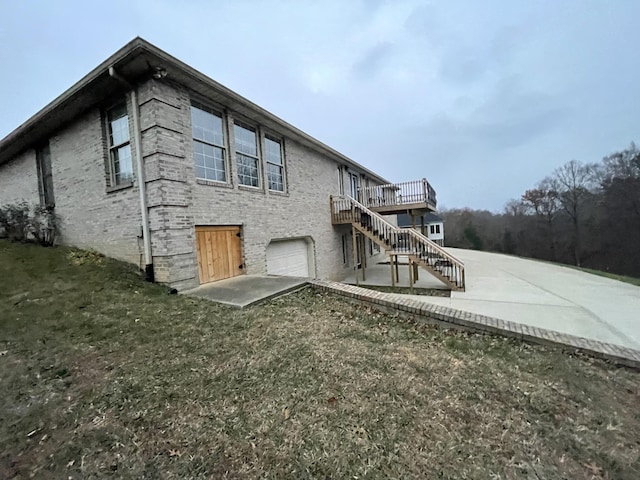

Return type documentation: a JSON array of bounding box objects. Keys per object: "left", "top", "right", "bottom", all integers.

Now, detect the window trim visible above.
[
  {"left": 105, "top": 101, "right": 134, "bottom": 188},
  {"left": 264, "top": 133, "right": 286, "bottom": 193},
  {"left": 191, "top": 102, "right": 229, "bottom": 184},
  {"left": 233, "top": 120, "right": 261, "bottom": 188}
]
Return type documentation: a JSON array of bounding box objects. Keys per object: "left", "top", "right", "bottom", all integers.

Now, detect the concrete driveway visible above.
[{"left": 404, "top": 249, "right": 640, "bottom": 350}]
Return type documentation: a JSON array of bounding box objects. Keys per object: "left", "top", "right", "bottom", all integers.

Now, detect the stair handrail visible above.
[
  {"left": 398, "top": 227, "right": 464, "bottom": 266},
  {"left": 334, "top": 195, "right": 464, "bottom": 270},
  {"left": 332, "top": 194, "right": 465, "bottom": 290},
  {"left": 335, "top": 194, "right": 399, "bottom": 230}
]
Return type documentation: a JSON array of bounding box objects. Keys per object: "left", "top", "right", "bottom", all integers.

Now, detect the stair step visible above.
[{"left": 340, "top": 195, "right": 464, "bottom": 290}]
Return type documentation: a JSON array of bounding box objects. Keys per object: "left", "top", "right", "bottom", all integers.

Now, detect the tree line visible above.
[{"left": 440, "top": 142, "right": 640, "bottom": 277}]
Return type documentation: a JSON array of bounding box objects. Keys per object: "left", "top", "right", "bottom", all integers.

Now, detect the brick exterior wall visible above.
[
  {"left": 0, "top": 76, "right": 385, "bottom": 290},
  {"left": 0, "top": 102, "right": 143, "bottom": 266},
  {"left": 0, "top": 150, "right": 40, "bottom": 206},
  {"left": 50, "top": 106, "right": 143, "bottom": 265},
  {"left": 138, "top": 78, "right": 378, "bottom": 290}
]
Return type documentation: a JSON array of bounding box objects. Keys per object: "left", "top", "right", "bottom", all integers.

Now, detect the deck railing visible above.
[
  {"left": 357, "top": 178, "right": 437, "bottom": 210},
  {"left": 330, "top": 195, "right": 464, "bottom": 290}
]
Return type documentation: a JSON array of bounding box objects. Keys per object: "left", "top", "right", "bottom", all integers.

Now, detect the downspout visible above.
[{"left": 108, "top": 66, "right": 154, "bottom": 282}]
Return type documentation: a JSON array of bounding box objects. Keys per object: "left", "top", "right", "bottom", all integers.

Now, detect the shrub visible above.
[
  {"left": 0, "top": 202, "right": 31, "bottom": 242},
  {"left": 0, "top": 203, "right": 58, "bottom": 246},
  {"left": 30, "top": 205, "right": 58, "bottom": 246}
]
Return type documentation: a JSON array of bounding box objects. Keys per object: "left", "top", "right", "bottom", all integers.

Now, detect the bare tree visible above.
[
  {"left": 521, "top": 177, "right": 560, "bottom": 260},
  {"left": 552, "top": 160, "right": 595, "bottom": 266},
  {"left": 504, "top": 199, "right": 527, "bottom": 217}
]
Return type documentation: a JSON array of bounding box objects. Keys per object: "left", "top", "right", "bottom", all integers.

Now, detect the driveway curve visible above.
[{"left": 405, "top": 249, "right": 640, "bottom": 350}]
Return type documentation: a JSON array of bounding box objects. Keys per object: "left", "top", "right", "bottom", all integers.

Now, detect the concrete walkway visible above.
[
  {"left": 182, "top": 275, "right": 308, "bottom": 308},
  {"left": 401, "top": 249, "right": 640, "bottom": 351}
]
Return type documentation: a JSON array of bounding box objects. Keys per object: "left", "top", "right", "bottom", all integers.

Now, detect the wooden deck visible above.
[
  {"left": 357, "top": 179, "right": 437, "bottom": 214},
  {"left": 329, "top": 194, "right": 465, "bottom": 291}
]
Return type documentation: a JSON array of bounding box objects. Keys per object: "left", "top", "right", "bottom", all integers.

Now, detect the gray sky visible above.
[{"left": 1, "top": 0, "right": 638, "bottom": 211}]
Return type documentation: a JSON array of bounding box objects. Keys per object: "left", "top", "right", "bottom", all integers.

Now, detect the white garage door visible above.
[{"left": 266, "top": 239, "right": 310, "bottom": 277}]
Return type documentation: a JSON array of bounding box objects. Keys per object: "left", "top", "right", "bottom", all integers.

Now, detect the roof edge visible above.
[
  {"left": 0, "top": 37, "right": 390, "bottom": 184},
  {"left": 0, "top": 37, "right": 146, "bottom": 154}
]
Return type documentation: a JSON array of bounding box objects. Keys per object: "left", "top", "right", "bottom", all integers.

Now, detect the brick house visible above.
[{"left": 0, "top": 38, "right": 464, "bottom": 291}]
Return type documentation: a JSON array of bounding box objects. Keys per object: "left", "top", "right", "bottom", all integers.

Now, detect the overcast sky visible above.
[{"left": 1, "top": 0, "right": 638, "bottom": 211}]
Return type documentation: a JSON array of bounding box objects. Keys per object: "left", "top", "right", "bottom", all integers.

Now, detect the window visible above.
[
  {"left": 191, "top": 104, "right": 227, "bottom": 182},
  {"left": 234, "top": 123, "right": 259, "bottom": 187},
  {"left": 107, "top": 103, "right": 133, "bottom": 185},
  {"left": 350, "top": 173, "right": 359, "bottom": 198},
  {"left": 36, "top": 143, "right": 55, "bottom": 207},
  {"left": 342, "top": 234, "right": 348, "bottom": 264},
  {"left": 430, "top": 225, "right": 435, "bottom": 235},
  {"left": 265, "top": 135, "right": 284, "bottom": 192},
  {"left": 435, "top": 224, "right": 441, "bottom": 234}
]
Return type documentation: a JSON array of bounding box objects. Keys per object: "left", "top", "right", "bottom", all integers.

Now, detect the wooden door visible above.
[{"left": 196, "top": 226, "right": 243, "bottom": 284}]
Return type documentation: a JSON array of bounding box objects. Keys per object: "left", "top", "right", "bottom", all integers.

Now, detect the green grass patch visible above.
[
  {"left": 570, "top": 266, "right": 640, "bottom": 287},
  {"left": 1, "top": 239, "right": 639, "bottom": 479}
]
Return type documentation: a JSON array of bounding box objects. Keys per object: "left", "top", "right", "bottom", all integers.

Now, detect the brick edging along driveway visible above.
[{"left": 309, "top": 280, "right": 640, "bottom": 369}]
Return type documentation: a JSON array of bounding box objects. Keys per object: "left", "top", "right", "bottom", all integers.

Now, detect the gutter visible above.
[{"left": 108, "top": 66, "right": 154, "bottom": 282}]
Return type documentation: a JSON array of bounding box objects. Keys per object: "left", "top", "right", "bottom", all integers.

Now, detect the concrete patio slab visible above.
[
  {"left": 341, "top": 255, "right": 449, "bottom": 290},
  {"left": 182, "top": 275, "right": 308, "bottom": 308},
  {"left": 400, "top": 249, "right": 640, "bottom": 351}
]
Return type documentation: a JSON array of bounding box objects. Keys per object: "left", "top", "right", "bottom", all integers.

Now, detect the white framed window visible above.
[
  {"left": 435, "top": 224, "right": 441, "bottom": 234},
  {"left": 265, "top": 134, "right": 284, "bottom": 192},
  {"left": 107, "top": 102, "right": 133, "bottom": 186},
  {"left": 234, "top": 123, "right": 260, "bottom": 187},
  {"left": 349, "top": 172, "right": 359, "bottom": 198},
  {"left": 430, "top": 225, "right": 436, "bottom": 235},
  {"left": 191, "top": 103, "right": 227, "bottom": 182}
]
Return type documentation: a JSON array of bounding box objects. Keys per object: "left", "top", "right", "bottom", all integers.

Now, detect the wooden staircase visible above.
[{"left": 330, "top": 195, "right": 465, "bottom": 291}]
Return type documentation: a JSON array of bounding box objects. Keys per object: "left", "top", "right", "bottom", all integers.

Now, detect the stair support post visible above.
[
  {"left": 352, "top": 225, "right": 359, "bottom": 286},
  {"left": 390, "top": 254, "right": 395, "bottom": 287},
  {"left": 361, "top": 233, "right": 367, "bottom": 282},
  {"left": 409, "top": 258, "right": 414, "bottom": 294},
  {"left": 395, "top": 256, "right": 400, "bottom": 283}
]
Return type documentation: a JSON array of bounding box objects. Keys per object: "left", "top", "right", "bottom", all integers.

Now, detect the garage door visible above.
[
  {"left": 196, "top": 226, "right": 243, "bottom": 284},
  {"left": 266, "top": 239, "right": 310, "bottom": 277}
]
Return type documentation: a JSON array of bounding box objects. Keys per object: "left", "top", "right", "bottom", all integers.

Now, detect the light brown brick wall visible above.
[
  {"left": 49, "top": 105, "right": 143, "bottom": 265},
  {"left": 0, "top": 150, "right": 40, "bottom": 206},
  {"left": 0, "top": 77, "right": 385, "bottom": 290},
  {"left": 139, "top": 78, "right": 377, "bottom": 289}
]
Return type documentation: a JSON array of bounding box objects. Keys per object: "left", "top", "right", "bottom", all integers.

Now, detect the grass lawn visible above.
[
  {"left": 571, "top": 267, "right": 640, "bottom": 288},
  {"left": 1, "top": 240, "right": 639, "bottom": 479}
]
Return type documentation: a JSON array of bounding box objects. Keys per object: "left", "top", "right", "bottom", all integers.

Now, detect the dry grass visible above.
[{"left": 1, "top": 240, "right": 639, "bottom": 479}]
